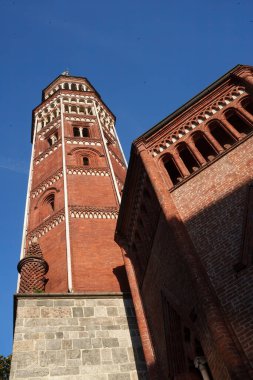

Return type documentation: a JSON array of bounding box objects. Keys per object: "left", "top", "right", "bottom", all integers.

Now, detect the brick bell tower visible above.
[{"left": 10, "top": 73, "right": 146, "bottom": 379}]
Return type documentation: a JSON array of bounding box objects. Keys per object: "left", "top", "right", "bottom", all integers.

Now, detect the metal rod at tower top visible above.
[
  {"left": 17, "top": 116, "right": 38, "bottom": 292},
  {"left": 93, "top": 100, "right": 121, "bottom": 205},
  {"left": 60, "top": 97, "right": 73, "bottom": 293}
]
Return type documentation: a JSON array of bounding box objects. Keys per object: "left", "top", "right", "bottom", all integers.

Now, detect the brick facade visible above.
[
  {"left": 116, "top": 65, "right": 253, "bottom": 379},
  {"left": 11, "top": 74, "right": 147, "bottom": 379}
]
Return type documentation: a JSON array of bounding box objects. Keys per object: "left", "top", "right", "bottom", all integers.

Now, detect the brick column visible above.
[
  {"left": 220, "top": 118, "right": 242, "bottom": 140},
  {"left": 237, "top": 106, "right": 253, "bottom": 124},
  {"left": 188, "top": 141, "right": 206, "bottom": 165},
  {"left": 137, "top": 145, "right": 252, "bottom": 380},
  {"left": 173, "top": 152, "right": 190, "bottom": 177},
  {"left": 204, "top": 130, "right": 224, "bottom": 153}
]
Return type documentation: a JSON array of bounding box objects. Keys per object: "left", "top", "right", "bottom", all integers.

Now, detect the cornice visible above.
[
  {"left": 134, "top": 65, "right": 253, "bottom": 148},
  {"left": 146, "top": 85, "right": 246, "bottom": 157}
]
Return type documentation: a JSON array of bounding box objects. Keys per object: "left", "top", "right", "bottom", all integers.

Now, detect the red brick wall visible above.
[
  {"left": 70, "top": 218, "right": 128, "bottom": 292},
  {"left": 171, "top": 136, "right": 253, "bottom": 364}
]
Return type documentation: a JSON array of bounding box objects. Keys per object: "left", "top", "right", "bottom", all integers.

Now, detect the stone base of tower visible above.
[{"left": 10, "top": 293, "right": 147, "bottom": 380}]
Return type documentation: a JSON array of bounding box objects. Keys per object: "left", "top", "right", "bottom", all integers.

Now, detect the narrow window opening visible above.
[
  {"left": 82, "top": 127, "right": 89, "bottom": 137},
  {"left": 48, "top": 138, "right": 53, "bottom": 146},
  {"left": 242, "top": 98, "right": 253, "bottom": 116},
  {"left": 193, "top": 134, "right": 217, "bottom": 161},
  {"left": 83, "top": 157, "right": 89, "bottom": 166},
  {"left": 73, "top": 127, "right": 80, "bottom": 137},
  {"left": 226, "top": 111, "right": 252, "bottom": 136},
  {"left": 178, "top": 145, "right": 200, "bottom": 174},
  {"left": 209, "top": 122, "right": 235, "bottom": 149},
  {"left": 72, "top": 106, "right": 77, "bottom": 113},
  {"left": 64, "top": 83, "right": 68, "bottom": 90},
  {"left": 164, "top": 156, "right": 182, "bottom": 185},
  {"left": 45, "top": 194, "right": 55, "bottom": 211}
]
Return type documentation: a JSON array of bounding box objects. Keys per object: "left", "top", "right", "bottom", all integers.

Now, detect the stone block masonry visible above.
[{"left": 10, "top": 294, "right": 147, "bottom": 380}]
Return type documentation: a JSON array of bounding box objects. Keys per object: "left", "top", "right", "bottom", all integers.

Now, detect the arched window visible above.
[
  {"left": 192, "top": 133, "right": 217, "bottom": 162},
  {"left": 164, "top": 155, "right": 182, "bottom": 185},
  {"left": 225, "top": 109, "right": 252, "bottom": 135},
  {"left": 177, "top": 143, "right": 200, "bottom": 174},
  {"left": 44, "top": 193, "right": 55, "bottom": 211},
  {"left": 82, "top": 127, "right": 89, "bottom": 137},
  {"left": 73, "top": 127, "right": 80, "bottom": 137},
  {"left": 83, "top": 157, "right": 89, "bottom": 166},
  {"left": 208, "top": 121, "right": 235, "bottom": 149},
  {"left": 242, "top": 97, "right": 253, "bottom": 116},
  {"left": 72, "top": 106, "right": 77, "bottom": 113}
]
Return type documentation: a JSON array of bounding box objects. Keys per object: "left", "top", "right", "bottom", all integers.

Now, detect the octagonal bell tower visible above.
[{"left": 10, "top": 73, "right": 146, "bottom": 379}]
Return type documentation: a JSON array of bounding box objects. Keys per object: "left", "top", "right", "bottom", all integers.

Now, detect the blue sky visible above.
[{"left": 1, "top": 0, "right": 252, "bottom": 356}]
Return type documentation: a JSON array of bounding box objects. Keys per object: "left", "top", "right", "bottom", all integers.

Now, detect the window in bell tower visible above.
[
  {"left": 73, "top": 127, "right": 80, "bottom": 137},
  {"left": 83, "top": 157, "right": 89, "bottom": 166},
  {"left": 82, "top": 127, "right": 89, "bottom": 137}
]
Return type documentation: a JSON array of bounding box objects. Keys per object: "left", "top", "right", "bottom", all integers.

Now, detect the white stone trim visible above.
[
  {"left": 93, "top": 100, "right": 121, "bottom": 204},
  {"left": 60, "top": 97, "right": 73, "bottom": 293},
  {"left": 17, "top": 116, "right": 38, "bottom": 292}
]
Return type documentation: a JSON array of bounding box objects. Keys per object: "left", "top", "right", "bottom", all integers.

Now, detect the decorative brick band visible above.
[
  {"left": 65, "top": 116, "right": 95, "bottom": 123},
  {"left": 66, "top": 137, "right": 102, "bottom": 147},
  {"left": 69, "top": 205, "right": 118, "bottom": 219},
  {"left": 35, "top": 140, "right": 62, "bottom": 165},
  {"left": 37, "top": 120, "right": 60, "bottom": 139},
  {"left": 108, "top": 148, "right": 126, "bottom": 168},
  {"left": 151, "top": 86, "right": 245, "bottom": 156},
  {"left": 31, "top": 169, "right": 63, "bottom": 198},
  {"left": 67, "top": 166, "right": 109, "bottom": 177},
  {"left": 28, "top": 208, "right": 65, "bottom": 241}
]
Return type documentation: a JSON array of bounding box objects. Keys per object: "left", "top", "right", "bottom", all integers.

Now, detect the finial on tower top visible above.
[{"left": 62, "top": 69, "right": 70, "bottom": 76}]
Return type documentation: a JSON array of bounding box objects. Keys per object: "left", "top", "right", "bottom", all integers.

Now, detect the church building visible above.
[
  {"left": 116, "top": 64, "right": 253, "bottom": 379},
  {"left": 10, "top": 64, "right": 253, "bottom": 380}
]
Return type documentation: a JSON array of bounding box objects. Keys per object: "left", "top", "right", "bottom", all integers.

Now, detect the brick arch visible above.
[
  {"left": 35, "top": 187, "right": 59, "bottom": 210},
  {"left": 68, "top": 147, "right": 104, "bottom": 166},
  {"left": 34, "top": 187, "right": 60, "bottom": 223}
]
